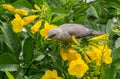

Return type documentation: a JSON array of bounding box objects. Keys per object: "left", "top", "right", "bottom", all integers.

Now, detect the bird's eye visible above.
[{"left": 49, "top": 34, "right": 56, "bottom": 38}]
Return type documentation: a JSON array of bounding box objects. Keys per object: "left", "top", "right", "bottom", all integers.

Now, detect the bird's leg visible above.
[{"left": 71, "top": 35, "right": 79, "bottom": 45}]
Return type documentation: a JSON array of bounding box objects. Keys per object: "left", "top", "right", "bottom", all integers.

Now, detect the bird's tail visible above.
[{"left": 91, "top": 30, "right": 103, "bottom": 35}]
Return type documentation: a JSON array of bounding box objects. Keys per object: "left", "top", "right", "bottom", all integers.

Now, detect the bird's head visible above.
[{"left": 45, "top": 28, "right": 63, "bottom": 40}]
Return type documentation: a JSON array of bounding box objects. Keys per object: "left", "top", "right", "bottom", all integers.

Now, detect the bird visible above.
[{"left": 45, "top": 23, "right": 102, "bottom": 44}]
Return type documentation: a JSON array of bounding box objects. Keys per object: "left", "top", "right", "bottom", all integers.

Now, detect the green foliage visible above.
[
  {"left": 0, "top": 0, "right": 120, "bottom": 79},
  {"left": 5, "top": 71, "right": 15, "bottom": 79}
]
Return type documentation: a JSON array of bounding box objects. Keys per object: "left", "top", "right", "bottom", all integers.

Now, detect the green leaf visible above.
[
  {"left": 12, "top": 0, "right": 33, "bottom": 9},
  {"left": 46, "top": 4, "right": 52, "bottom": 23},
  {"left": 5, "top": 71, "right": 15, "bottom": 79},
  {"left": 105, "top": 64, "right": 115, "bottom": 79},
  {"left": 1, "top": 22, "right": 21, "bottom": 56},
  {"left": 51, "top": 14, "right": 68, "bottom": 23},
  {"left": 115, "top": 37, "right": 120, "bottom": 48},
  {"left": 0, "top": 53, "right": 17, "bottom": 64},
  {"left": 33, "top": 54, "right": 45, "bottom": 61},
  {"left": 23, "top": 37, "right": 34, "bottom": 64},
  {"left": 86, "top": 5, "right": 99, "bottom": 18},
  {"left": 106, "top": 20, "right": 114, "bottom": 34},
  {"left": 33, "top": 0, "right": 44, "bottom": 5},
  {"left": 113, "top": 59, "right": 120, "bottom": 69},
  {"left": 112, "top": 47, "right": 120, "bottom": 61}
]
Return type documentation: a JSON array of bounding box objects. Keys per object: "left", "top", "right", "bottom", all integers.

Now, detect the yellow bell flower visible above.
[
  {"left": 3, "top": 4, "right": 16, "bottom": 12},
  {"left": 23, "top": 15, "right": 38, "bottom": 25},
  {"left": 60, "top": 48, "right": 81, "bottom": 62},
  {"left": 15, "top": 9, "right": 28, "bottom": 16},
  {"left": 44, "top": 21, "right": 57, "bottom": 29},
  {"left": 11, "top": 14, "right": 24, "bottom": 33},
  {"left": 31, "top": 20, "right": 42, "bottom": 34},
  {"left": 40, "top": 28, "right": 50, "bottom": 37},
  {"left": 40, "top": 21, "right": 57, "bottom": 37},
  {"left": 42, "top": 70, "right": 63, "bottom": 79},
  {"left": 68, "top": 58, "right": 89, "bottom": 78},
  {"left": 85, "top": 45, "right": 112, "bottom": 66},
  {"left": 3, "top": 4, "right": 28, "bottom": 16},
  {"left": 89, "top": 34, "right": 108, "bottom": 41}
]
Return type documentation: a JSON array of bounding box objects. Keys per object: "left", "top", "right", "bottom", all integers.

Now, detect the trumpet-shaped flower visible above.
[
  {"left": 60, "top": 48, "right": 81, "bottom": 62},
  {"left": 31, "top": 20, "right": 42, "bottom": 34},
  {"left": 3, "top": 4, "right": 16, "bottom": 12},
  {"left": 68, "top": 58, "right": 89, "bottom": 78},
  {"left": 85, "top": 45, "right": 112, "bottom": 66},
  {"left": 23, "top": 15, "right": 38, "bottom": 25},
  {"left": 40, "top": 21, "right": 57, "bottom": 37},
  {"left": 84, "top": 34, "right": 112, "bottom": 66},
  {"left": 11, "top": 14, "right": 38, "bottom": 33},
  {"left": 3, "top": 4, "right": 28, "bottom": 16},
  {"left": 15, "top": 9, "right": 28, "bottom": 16},
  {"left": 42, "top": 70, "right": 63, "bottom": 79},
  {"left": 11, "top": 14, "right": 24, "bottom": 33},
  {"left": 89, "top": 34, "right": 108, "bottom": 41}
]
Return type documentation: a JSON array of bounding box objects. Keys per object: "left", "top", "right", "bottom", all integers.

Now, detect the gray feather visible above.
[
  {"left": 47, "top": 23, "right": 102, "bottom": 42},
  {"left": 59, "top": 24, "right": 101, "bottom": 38}
]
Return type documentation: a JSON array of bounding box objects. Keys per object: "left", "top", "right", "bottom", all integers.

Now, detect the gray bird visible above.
[{"left": 46, "top": 23, "right": 102, "bottom": 43}]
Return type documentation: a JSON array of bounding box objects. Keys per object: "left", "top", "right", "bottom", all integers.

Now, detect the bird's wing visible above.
[{"left": 59, "top": 24, "right": 93, "bottom": 38}]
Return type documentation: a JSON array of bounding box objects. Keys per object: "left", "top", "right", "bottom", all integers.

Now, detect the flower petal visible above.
[
  {"left": 40, "top": 28, "right": 50, "bottom": 37},
  {"left": 11, "top": 14, "right": 24, "bottom": 33},
  {"left": 23, "top": 15, "right": 38, "bottom": 25},
  {"left": 15, "top": 9, "right": 28, "bottom": 16},
  {"left": 31, "top": 20, "right": 42, "bottom": 34}
]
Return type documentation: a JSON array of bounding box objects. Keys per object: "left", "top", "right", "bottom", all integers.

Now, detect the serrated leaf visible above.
[
  {"left": 23, "top": 37, "right": 34, "bottom": 64},
  {"left": 51, "top": 14, "right": 68, "bottom": 23},
  {"left": 5, "top": 71, "right": 15, "bottom": 79},
  {"left": 1, "top": 22, "right": 21, "bottom": 56}
]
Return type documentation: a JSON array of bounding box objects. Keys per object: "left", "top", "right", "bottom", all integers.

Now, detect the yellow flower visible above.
[
  {"left": 3, "top": 4, "right": 16, "bottom": 12},
  {"left": 85, "top": 46, "right": 102, "bottom": 66},
  {"left": 60, "top": 48, "right": 81, "bottom": 62},
  {"left": 102, "top": 46, "right": 112, "bottom": 64},
  {"left": 42, "top": 70, "right": 63, "bottom": 79},
  {"left": 44, "top": 22, "right": 57, "bottom": 29},
  {"left": 40, "top": 21, "right": 57, "bottom": 37},
  {"left": 84, "top": 53, "right": 91, "bottom": 63},
  {"left": 31, "top": 20, "right": 42, "bottom": 34},
  {"left": 40, "top": 28, "right": 50, "bottom": 37},
  {"left": 3, "top": 4, "right": 28, "bottom": 16},
  {"left": 85, "top": 45, "right": 112, "bottom": 66},
  {"left": 89, "top": 34, "right": 108, "bottom": 41},
  {"left": 11, "top": 14, "right": 24, "bottom": 33},
  {"left": 15, "top": 9, "right": 28, "bottom": 16},
  {"left": 71, "top": 35, "right": 79, "bottom": 45},
  {"left": 23, "top": 15, "right": 38, "bottom": 25},
  {"left": 68, "top": 58, "right": 89, "bottom": 78}
]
